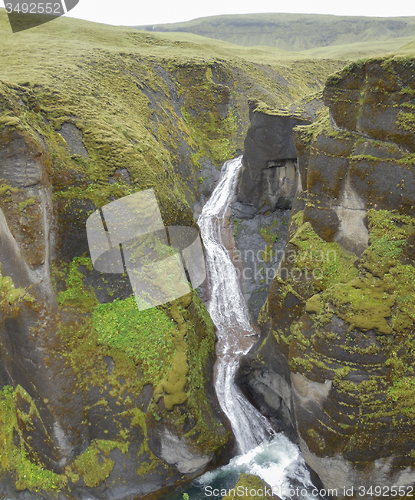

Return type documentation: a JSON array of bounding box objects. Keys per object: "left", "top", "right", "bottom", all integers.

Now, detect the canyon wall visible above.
[
  {"left": 231, "top": 98, "right": 319, "bottom": 320},
  {"left": 0, "top": 81, "right": 229, "bottom": 500},
  {"left": 238, "top": 56, "right": 415, "bottom": 497}
]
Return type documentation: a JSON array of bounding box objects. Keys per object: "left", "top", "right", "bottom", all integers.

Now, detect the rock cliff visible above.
[
  {"left": 0, "top": 83, "right": 229, "bottom": 500},
  {"left": 231, "top": 98, "right": 320, "bottom": 321},
  {"left": 237, "top": 101, "right": 310, "bottom": 214},
  {"left": 238, "top": 56, "right": 415, "bottom": 497}
]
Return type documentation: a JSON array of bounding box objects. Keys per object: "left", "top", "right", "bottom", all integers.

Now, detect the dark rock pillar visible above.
[{"left": 236, "top": 101, "right": 310, "bottom": 214}]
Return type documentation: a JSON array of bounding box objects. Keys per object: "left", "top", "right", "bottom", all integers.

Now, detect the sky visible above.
[{"left": 1, "top": 0, "right": 415, "bottom": 27}]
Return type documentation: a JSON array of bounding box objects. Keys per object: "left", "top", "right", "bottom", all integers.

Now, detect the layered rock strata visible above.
[{"left": 238, "top": 57, "right": 415, "bottom": 497}]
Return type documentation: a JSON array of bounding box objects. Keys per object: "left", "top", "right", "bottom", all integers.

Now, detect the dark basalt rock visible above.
[
  {"left": 237, "top": 101, "right": 310, "bottom": 213},
  {"left": 324, "top": 58, "right": 415, "bottom": 152},
  {"left": 230, "top": 206, "right": 290, "bottom": 322},
  {"left": 0, "top": 128, "right": 46, "bottom": 188},
  {"left": 0, "top": 105, "right": 229, "bottom": 499},
  {"left": 236, "top": 334, "right": 296, "bottom": 442},
  {"left": 229, "top": 102, "right": 311, "bottom": 323},
  {"left": 0, "top": 127, "right": 86, "bottom": 473},
  {"left": 58, "top": 123, "right": 89, "bottom": 158},
  {"left": 303, "top": 207, "right": 339, "bottom": 242},
  {"left": 237, "top": 57, "right": 415, "bottom": 498}
]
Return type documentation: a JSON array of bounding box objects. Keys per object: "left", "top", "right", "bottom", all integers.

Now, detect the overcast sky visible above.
[{"left": 1, "top": 0, "right": 415, "bottom": 26}]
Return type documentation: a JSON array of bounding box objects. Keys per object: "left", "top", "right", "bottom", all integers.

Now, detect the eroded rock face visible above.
[
  {"left": 324, "top": 58, "right": 415, "bottom": 152},
  {"left": 0, "top": 126, "right": 85, "bottom": 473},
  {"left": 0, "top": 83, "right": 229, "bottom": 499},
  {"left": 158, "top": 429, "right": 213, "bottom": 474},
  {"left": 230, "top": 103, "right": 310, "bottom": 322},
  {"left": 237, "top": 334, "right": 296, "bottom": 441},
  {"left": 237, "top": 102, "right": 310, "bottom": 213},
  {"left": 238, "top": 57, "right": 415, "bottom": 497},
  {"left": 230, "top": 206, "right": 290, "bottom": 322}
]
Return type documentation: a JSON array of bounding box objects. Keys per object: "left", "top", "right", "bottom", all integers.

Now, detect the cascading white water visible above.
[
  {"left": 197, "top": 156, "right": 274, "bottom": 454},
  {"left": 194, "top": 156, "right": 321, "bottom": 500}
]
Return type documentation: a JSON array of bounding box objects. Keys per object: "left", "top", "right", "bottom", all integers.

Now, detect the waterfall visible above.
[
  {"left": 197, "top": 156, "right": 274, "bottom": 454},
  {"left": 190, "top": 156, "right": 322, "bottom": 500}
]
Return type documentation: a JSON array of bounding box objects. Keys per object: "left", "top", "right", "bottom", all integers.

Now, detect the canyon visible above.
[{"left": 0, "top": 8, "right": 415, "bottom": 500}]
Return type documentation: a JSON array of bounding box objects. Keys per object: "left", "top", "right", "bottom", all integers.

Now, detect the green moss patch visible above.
[
  {"left": 93, "top": 296, "right": 176, "bottom": 381},
  {"left": 0, "top": 385, "right": 67, "bottom": 492},
  {"left": 316, "top": 210, "right": 415, "bottom": 334},
  {"left": 57, "top": 257, "right": 97, "bottom": 312},
  {"left": 70, "top": 439, "right": 119, "bottom": 488},
  {"left": 153, "top": 303, "right": 189, "bottom": 410},
  {"left": 223, "top": 473, "right": 274, "bottom": 500},
  {"left": 178, "top": 66, "right": 238, "bottom": 167},
  {"left": 0, "top": 263, "right": 33, "bottom": 316},
  {"left": 325, "top": 277, "right": 394, "bottom": 334},
  {"left": 288, "top": 218, "right": 358, "bottom": 290}
]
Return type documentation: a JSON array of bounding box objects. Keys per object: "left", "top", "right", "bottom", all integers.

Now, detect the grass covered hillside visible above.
[
  {"left": 0, "top": 8, "right": 344, "bottom": 204},
  {"left": 136, "top": 13, "right": 415, "bottom": 57}
]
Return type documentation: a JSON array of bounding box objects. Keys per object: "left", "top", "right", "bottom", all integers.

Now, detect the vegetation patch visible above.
[
  {"left": 0, "top": 263, "right": 33, "bottom": 316},
  {"left": 71, "top": 439, "right": 119, "bottom": 488},
  {"left": 93, "top": 296, "right": 176, "bottom": 381},
  {"left": 0, "top": 385, "right": 67, "bottom": 492},
  {"left": 57, "top": 257, "right": 97, "bottom": 312},
  {"left": 316, "top": 210, "right": 415, "bottom": 334},
  {"left": 153, "top": 302, "right": 189, "bottom": 410},
  {"left": 288, "top": 218, "right": 358, "bottom": 291},
  {"left": 222, "top": 473, "right": 274, "bottom": 500}
]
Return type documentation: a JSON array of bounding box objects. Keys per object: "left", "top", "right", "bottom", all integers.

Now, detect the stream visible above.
[
  {"left": 197, "top": 156, "right": 275, "bottom": 454},
  {"left": 163, "top": 157, "right": 325, "bottom": 500}
]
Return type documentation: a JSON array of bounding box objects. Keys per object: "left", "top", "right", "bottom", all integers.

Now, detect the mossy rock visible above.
[
  {"left": 223, "top": 473, "right": 278, "bottom": 500},
  {"left": 0, "top": 8, "right": 349, "bottom": 499},
  {"left": 324, "top": 57, "right": 415, "bottom": 152}
]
